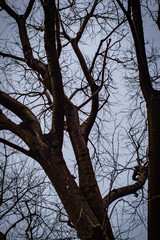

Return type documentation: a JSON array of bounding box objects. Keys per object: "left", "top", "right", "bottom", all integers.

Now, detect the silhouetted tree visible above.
[{"left": 0, "top": 0, "right": 159, "bottom": 239}]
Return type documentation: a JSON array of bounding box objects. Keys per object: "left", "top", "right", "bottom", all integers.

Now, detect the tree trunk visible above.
[
  {"left": 35, "top": 143, "right": 111, "bottom": 240},
  {"left": 147, "top": 90, "right": 160, "bottom": 240}
]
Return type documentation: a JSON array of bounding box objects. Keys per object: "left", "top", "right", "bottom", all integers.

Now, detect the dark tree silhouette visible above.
[{"left": 0, "top": 0, "right": 159, "bottom": 239}]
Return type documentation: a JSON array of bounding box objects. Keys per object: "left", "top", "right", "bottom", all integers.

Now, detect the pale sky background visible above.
[{"left": 0, "top": 1, "right": 160, "bottom": 239}]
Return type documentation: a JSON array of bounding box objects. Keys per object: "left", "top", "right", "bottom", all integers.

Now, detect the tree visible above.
[
  {"left": 0, "top": 144, "right": 77, "bottom": 240},
  {"left": 0, "top": 0, "right": 159, "bottom": 239},
  {"left": 115, "top": 1, "right": 160, "bottom": 239}
]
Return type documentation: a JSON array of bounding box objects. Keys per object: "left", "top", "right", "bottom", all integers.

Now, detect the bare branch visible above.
[
  {"left": 81, "top": 39, "right": 111, "bottom": 141},
  {"left": 0, "top": 51, "right": 26, "bottom": 62},
  {"left": 103, "top": 166, "right": 148, "bottom": 208},
  {"left": 116, "top": 0, "right": 152, "bottom": 101},
  {"left": 0, "top": 138, "right": 35, "bottom": 158},
  {"left": 156, "top": 3, "right": 160, "bottom": 30},
  {"left": 0, "top": 0, "right": 18, "bottom": 21},
  {"left": 24, "top": 0, "right": 35, "bottom": 20},
  {"left": 42, "top": 0, "right": 64, "bottom": 145},
  {"left": 65, "top": 97, "right": 106, "bottom": 227},
  {"left": 75, "top": 0, "right": 99, "bottom": 43},
  {"left": 0, "top": 91, "right": 41, "bottom": 135},
  {"left": 0, "top": 110, "right": 27, "bottom": 141}
]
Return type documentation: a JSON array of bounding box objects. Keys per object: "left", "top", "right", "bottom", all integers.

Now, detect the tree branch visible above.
[
  {"left": 75, "top": 0, "right": 99, "bottom": 43},
  {"left": 24, "top": 0, "right": 35, "bottom": 20},
  {"left": 0, "top": 90, "right": 41, "bottom": 135},
  {"left": 103, "top": 165, "right": 148, "bottom": 208},
  {"left": 156, "top": 3, "right": 160, "bottom": 30},
  {"left": 0, "top": 138, "right": 35, "bottom": 159},
  {"left": 0, "top": 0, "right": 52, "bottom": 93},
  {"left": 116, "top": 0, "right": 153, "bottom": 101},
  {"left": 0, "top": 51, "right": 26, "bottom": 62},
  {"left": 0, "top": 110, "right": 27, "bottom": 141},
  {"left": 65, "top": 97, "right": 106, "bottom": 226},
  {"left": 42, "top": 0, "right": 64, "bottom": 146},
  {"left": 81, "top": 39, "right": 111, "bottom": 141},
  {"left": 0, "top": 0, "right": 18, "bottom": 21}
]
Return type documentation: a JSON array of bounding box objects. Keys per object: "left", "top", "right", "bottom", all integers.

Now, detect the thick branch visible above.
[
  {"left": 65, "top": 98, "right": 105, "bottom": 225},
  {"left": 43, "top": 0, "right": 64, "bottom": 145},
  {"left": 0, "top": 110, "right": 27, "bottom": 141},
  {"left": 156, "top": 3, "right": 160, "bottom": 30},
  {"left": 55, "top": 10, "right": 62, "bottom": 58},
  {"left": 0, "top": 0, "right": 18, "bottom": 21},
  {"left": 116, "top": 0, "right": 153, "bottom": 101},
  {"left": 103, "top": 166, "right": 148, "bottom": 208},
  {"left": 0, "top": 90, "right": 41, "bottom": 135},
  {"left": 130, "top": 0, "right": 153, "bottom": 100},
  {"left": 0, "top": 138, "right": 35, "bottom": 159},
  {"left": 24, "top": 0, "right": 35, "bottom": 20}
]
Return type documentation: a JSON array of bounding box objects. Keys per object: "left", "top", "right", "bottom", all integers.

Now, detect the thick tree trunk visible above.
[
  {"left": 34, "top": 142, "right": 111, "bottom": 240},
  {"left": 147, "top": 91, "right": 160, "bottom": 240}
]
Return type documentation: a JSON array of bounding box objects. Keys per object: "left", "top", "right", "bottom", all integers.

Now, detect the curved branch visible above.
[
  {"left": 0, "top": 91, "right": 41, "bottom": 135},
  {"left": 103, "top": 166, "right": 148, "bottom": 208},
  {"left": 0, "top": 0, "right": 51, "bottom": 93},
  {"left": 81, "top": 40, "right": 111, "bottom": 141},
  {"left": 0, "top": 110, "right": 27, "bottom": 141},
  {"left": 0, "top": 138, "right": 35, "bottom": 159}
]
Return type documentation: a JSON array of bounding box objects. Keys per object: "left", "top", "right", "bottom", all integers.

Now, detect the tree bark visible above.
[
  {"left": 34, "top": 142, "right": 110, "bottom": 240},
  {"left": 147, "top": 91, "right": 160, "bottom": 240}
]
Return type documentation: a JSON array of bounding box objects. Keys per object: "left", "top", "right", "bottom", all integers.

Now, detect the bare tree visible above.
[
  {"left": 0, "top": 0, "right": 159, "bottom": 239},
  {"left": 0, "top": 144, "right": 77, "bottom": 240}
]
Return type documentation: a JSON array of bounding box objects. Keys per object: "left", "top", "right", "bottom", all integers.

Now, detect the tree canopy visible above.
[{"left": 0, "top": 0, "right": 160, "bottom": 239}]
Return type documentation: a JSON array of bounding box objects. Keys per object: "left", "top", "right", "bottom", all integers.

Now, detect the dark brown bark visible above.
[
  {"left": 116, "top": 1, "right": 160, "bottom": 239},
  {"left": 130, "top": 2, "right": 160, "bottom": 239},
  {"left": 65, "top": 98, "right": 114, "bottom": 240},
  {"left": 103, "top": 165, "right": 148, "bottom": 208},
  {"left": 147, "top": 91, "right": 160, "bottom": 240},
  {"left": 0, "top": 1, "right": 152, "bottom": 239},
  {"left": 26, "top": 133, "right": 110, "bottom": 240},
  {"left": 0, "top": 232, "right": 6, "bottom": 240}
]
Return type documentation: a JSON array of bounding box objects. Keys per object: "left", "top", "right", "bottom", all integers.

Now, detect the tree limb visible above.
[
  {"left": 0, "top": 0, "right": 18, "bottom": 21},
  {"left": 42, "top": 0, "right": 64, "bottom": 146},
  {"left": 0, "top": 138, "right": 35, "bottom": 159},
  {"left": 0, "top": 110, "right": 28, "bottom": 142},
  {"left": 0, "top": 90, "right": 41, "bottom": 135},
  {"left": 81, "top": 39, "right": 111, "bottom": 141},
  {"left": 75, "top": 0, "right": 99, "bottom": 43},
  {"left": 24, "top": 0, "right": 35, "bottom": 20},
  {"left": 65, "top": 97, "right": 108, "bottom": 228},
  {"left": 116, "top": 0, "right": 153, "bottom": 101},
  {"left": 0, "top": 0, "right": 52, "bottom": 93},
  {"left": 0, "top": 51, "right": 26, "bottom": 62},
  {"left": 103, "top": 165, "right": 148, "bottom": 208}
]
